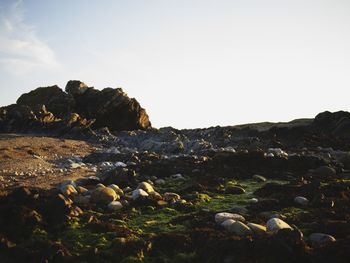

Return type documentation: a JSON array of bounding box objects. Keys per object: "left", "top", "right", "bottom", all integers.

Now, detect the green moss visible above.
[
  {"left": 127, "top": 207, "right": 188, "bottom": 235},
  {"left": 197, "top": 179, "right": 288, "bottom": 212},
  {"left": 280, "top": 207, "right": 310, "bottom": 220}
]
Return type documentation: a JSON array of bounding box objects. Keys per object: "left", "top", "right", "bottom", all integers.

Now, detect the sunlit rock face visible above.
[{"left": 0, "top": 80, "right": 151, "bottom": 134}]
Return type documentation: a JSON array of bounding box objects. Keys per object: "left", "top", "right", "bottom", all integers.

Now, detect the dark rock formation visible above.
[
  {"left": 313, "top": 111, "right": 350, "bottom": 138},
  {"left": 0, "top": 80, "right": 151, "bottom": 135},
  {"left": 66, "top": 81, "right": 151, "bottom": 131},
  {"left": 17, "top": 85, "right": 75, "bottom": 118}
]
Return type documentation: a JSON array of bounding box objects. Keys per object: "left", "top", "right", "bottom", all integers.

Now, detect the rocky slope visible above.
[{"left": 1, "top": 85, "right": 350, "bottom": 262}]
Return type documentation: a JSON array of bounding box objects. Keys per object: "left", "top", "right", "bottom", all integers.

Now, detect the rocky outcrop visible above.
[
  {"left": 17, "top": 85, "right": 75, "bottom": 118},
  {"left": 0, "top": 80, "right": 151, "bottom": 135},
  {"left": 65, "top": 81, "right": 151, "bottom": 131},
  {"left": 313, "top": 111, "right": 350, "bottom": 138}
]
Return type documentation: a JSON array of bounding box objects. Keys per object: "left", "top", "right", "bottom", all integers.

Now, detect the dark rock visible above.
[
  {"left": 16, "top": 85, "right": 75, "bottom": 118},
  {"left": 73, "top": 86, "right": 151, "bottom": 131},
  {"left": 65, "top": 80, "right": 89, "bottom": 96},
  {"left": 313, "top": 111, "right": 350, "bottom": 138}
]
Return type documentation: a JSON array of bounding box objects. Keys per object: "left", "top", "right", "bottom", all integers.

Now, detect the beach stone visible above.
[
  {"left": 252, "top": 174, "right": 267, "bottom": 182},
  {"left": 247, "top": 222, "right": 267, "bottom": 234},
  {"left": 108, "top": 184, "right": 124, "bottom": 196},
  {"left": 137, "top": 182, "right": 154, "bottom": 193},
  {"left": 107, "top": 201, "right": 123, "bottom": 211},
  {"left": 215, "top": 212, "right": 246, "bottom": 224},
  {"left": 226, "top": 221, "right": 252, "bottom": 236},
  {"left": 132, "top": 189, "right": 149, "bottom": 200},
  {"left": 294, "top": 196, "right": 309, "bottom": 206},
  {"left": 266, "top": 218, "right": 292, "bottom": 233},
  {"left": 225, "top": 186, "right": 246, "bottom": 194},
  {"left": 221, "top": 219, "right": 236, "bottom": 230},
  {"left": 309, "top": 233, "right": 336, "bottom": 246},
  {"left": 91, "top": 187, "right": 118, "bottom": 204}
]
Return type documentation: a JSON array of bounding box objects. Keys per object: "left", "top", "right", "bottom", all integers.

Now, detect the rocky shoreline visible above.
[{"left": 1, "top": 82, "right": 350, "bottom": 262}]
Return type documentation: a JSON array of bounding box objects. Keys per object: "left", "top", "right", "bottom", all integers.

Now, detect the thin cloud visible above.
[{"left": 0, "top": 1, "right": 60, "bottom": 75}]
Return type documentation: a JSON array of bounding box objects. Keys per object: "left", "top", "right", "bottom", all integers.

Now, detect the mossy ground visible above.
[{"left": 23, "top": 178, "right": 293, "bottom": 262}]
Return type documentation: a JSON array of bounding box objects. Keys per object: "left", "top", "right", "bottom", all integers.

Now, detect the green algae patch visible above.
[
  {"left": 127, "top": 207, "right": 188, "bottom": 235},
  {"left": 196, "top": 179, "right": 288, "bottom": 212}
]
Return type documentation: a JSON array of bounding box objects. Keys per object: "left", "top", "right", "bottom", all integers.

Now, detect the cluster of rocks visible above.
[
  {"left": 214, "top": 212, "right": 336, "bottom": 247},
  {"left": 0, "top": 81, "right": 151, "bottom": 136},
  {"left": 58, "top": 175, "right": 185, "bottom": 212}
]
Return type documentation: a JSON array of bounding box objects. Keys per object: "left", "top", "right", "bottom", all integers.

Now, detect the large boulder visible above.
[
  {"left": 16, "top": 85, "right": 75, "bottom": 118},
  {"left": 313, "top": 111, "right": 350, "bottom": 138},
  {"left": 72, "top": 86, "right": 151, "bottom": 131}
]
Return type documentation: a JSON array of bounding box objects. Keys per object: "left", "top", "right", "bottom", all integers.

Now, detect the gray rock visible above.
[
  {"left": 215, "top": 212, "right": 246, "bottom": 224},
  {"left": 107, "top": 201, "right": 123, "bottom": 211},
  {"left": 137, "top": 182, "right": 154, "bottom": 193},
  {"left": 294, "top": 196, "right": 309, "bottom": 206},
  {"left": 226, "top": 221, "right": 252, "bottom": 236},
  {"left": 309, "top": 233, "right": 336, "bottom": 246},
  {"left": 132, "top": 189, "right": 149, "bottom": 200}
]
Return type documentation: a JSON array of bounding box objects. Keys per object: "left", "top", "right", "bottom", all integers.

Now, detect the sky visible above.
[{"left": 0, "top": 0, "right": 349, "bottom": 129}]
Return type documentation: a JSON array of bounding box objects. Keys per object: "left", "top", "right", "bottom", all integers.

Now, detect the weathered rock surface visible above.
[{"left": 0, "top": 80, "right": 151, "bottom": 135}]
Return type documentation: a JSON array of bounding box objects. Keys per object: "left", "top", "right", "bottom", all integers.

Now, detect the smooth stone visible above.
[
  {"left": 225, "top": 186, "right": 246, "bottom": 194},
  {"left": 266, "top": 218, "right": 293, "bottom": 233},
  {"left": 108, "top": 184, "right": 124, "bottom": 196},
  {"left": 309, "top": 233, "right": 336, "bottom": 246},
  {"left": 247, "top": 222, "right": 267, "bottom": 234},
  {"left": 96, "top": 183, "right": 106, "bottom": 188},
  {"left": 215, "top": 212, "right": 246, "bottom": 224},
  {"left": 226, "top": 221, "right": 252, "bottom": 236},
  {"left": 137, "top": 182, "right": 154, "bottom": 193},
  {"left": 91, "top": 187, "right": 118, "bottom": 204},
  {"left": 132, "top": 189, "right": 149, "bottom": 200},
  {"left": 107, "top": 201, "right": 123, "bottom": 211},
  {"left": 248, "top": 198, "right": 259, "bottom": 203},
  {"left": 294, "top": 196, "right": 309, "bottom": 206},
  {"left": 221, "top": 219, "right": 236, "bottom": 230},
  {"left": 252, "top": 174, "right": 267, "bottom": 182}
]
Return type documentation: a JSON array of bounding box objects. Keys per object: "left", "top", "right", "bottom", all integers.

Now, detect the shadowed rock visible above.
[{"left": 0, "top": 80, "right": 151, "bottom": 135}]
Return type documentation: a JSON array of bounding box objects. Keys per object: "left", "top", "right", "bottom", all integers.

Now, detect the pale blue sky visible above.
[{"left": 1, "top": 0, "right": 350, "bottom": 128}]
